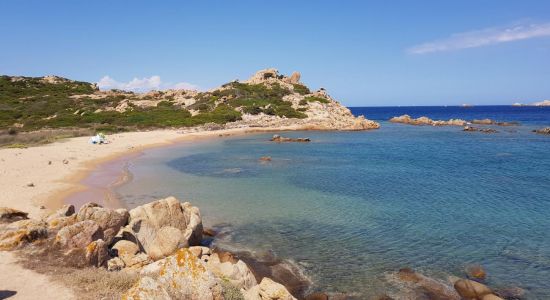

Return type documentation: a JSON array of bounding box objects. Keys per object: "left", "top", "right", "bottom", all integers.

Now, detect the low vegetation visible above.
[{"left": 0, "top": 75, "right": 313, "bottom": 141}]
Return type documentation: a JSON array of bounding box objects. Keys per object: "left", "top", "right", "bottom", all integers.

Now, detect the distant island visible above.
[{"left": 512, "top": 100, "right": 550, "bottom": 106}]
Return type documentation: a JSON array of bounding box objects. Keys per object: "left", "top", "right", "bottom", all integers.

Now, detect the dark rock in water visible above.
[
  {"left": 466, "top": 264, "right": 487, "bottom": 281},
  {"left": 270, "top": 134, "right": 311, "bottom": 142},
  {"left": 463, "top": 126, "right": 497, "bottom": 133},
  {"left": 305, "top": 292, "right": 329, "bottom": 300},
  {"left": 533, "top": 127, "right": 550, "bottom": 135},
  {"left": 494, "top": 286, "right": 525, "bottom": 299},
  {"left": 215, "top": 250, "right": 238, "bottom": 264},
  {"left": 203, "top": 227, "right": 217, "bottom": 237}
]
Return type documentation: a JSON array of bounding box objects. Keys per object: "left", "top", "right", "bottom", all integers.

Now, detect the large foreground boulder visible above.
[
  {"left": 124, "top": 248, "right": 223, "bottom": 300},
  {"left": 77, "top": 203, "right": 128, "bottom": 244},
  {"left": 127, "top": 197, "right": 203, "bottom": 260}
]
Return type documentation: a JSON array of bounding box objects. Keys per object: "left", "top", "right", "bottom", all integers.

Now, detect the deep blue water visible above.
[
  {"left": 115, "top": 106, "right": 550, "bottom": 299},
  {"left": 351, "top": 105, "right": 550, "bottom": 126}
]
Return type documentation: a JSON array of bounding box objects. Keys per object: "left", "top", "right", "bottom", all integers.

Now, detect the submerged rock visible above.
[
  {"left": 454, "top": 278, "right": 493, "bottom": 299},
  {"left": 124, "top": 248, "right": 224, "bottom": 300},
  {"left": 126, "top": 197, "right": 203, "bottom": 260},
  {"left": 396, "top": 268, "right": 461, "bottom": 300},
  {"left": 0, "top": 207, "right": 29, "bottom": 223},
  {"left": 466, "top": 264, "right": 487, "bottom": 281},
  {"left": 305, "top": 292, "right": 329, "bottom": 300}
]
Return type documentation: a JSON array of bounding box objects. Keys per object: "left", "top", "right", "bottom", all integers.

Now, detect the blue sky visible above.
[{"left": 1, "top": 1, "right": 550, "bottom": 106}]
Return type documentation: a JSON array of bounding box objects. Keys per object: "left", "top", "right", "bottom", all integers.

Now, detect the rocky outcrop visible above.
[
  {"left": 125, "top": 248, "right": 224, "bottom": 300},
  {"left": 126, "top": 197, "right": 203, "bottom": 260},
  {"left": 0, "top": 219, "right": 48, "bottom": 250},
  {"left": 390, "top": 115, "right": 467, "bottom": 126},
  {"left": 76, "top": 203, "right": 128, "bottom": 244},
  {"left": 236, "top": 69, "right": 380, "bottom": 131},
  {"left": 0, "top": 207, "right": 29, "bottom": 223},
  {"left": 533, "top": 127, "right": 550, "bottom": 135},
  {"left": 270, "top": 135, "right": 311, "bottom": 142},
  {"left": 532, "top": 99, "right": 550, "bottom": 106}
]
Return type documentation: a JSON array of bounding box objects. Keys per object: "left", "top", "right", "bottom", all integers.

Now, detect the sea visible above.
[{"left": 110, "top": 105, "right": 550, "bottom": 299}]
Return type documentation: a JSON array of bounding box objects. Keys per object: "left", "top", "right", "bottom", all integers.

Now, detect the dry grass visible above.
[
  {"left": 0, "top": 128, "right": 94, "bottom": 148},
  {"left": 16, "top": 241, "right": 138, "bottom": 300}
]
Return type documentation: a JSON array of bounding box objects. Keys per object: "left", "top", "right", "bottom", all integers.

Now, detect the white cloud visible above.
[
  {"left": 408, "top": 22, "right": 550, "bottom": 54},
  {"left": 97, "top": 75, "right": 199, "bottom": 91}
]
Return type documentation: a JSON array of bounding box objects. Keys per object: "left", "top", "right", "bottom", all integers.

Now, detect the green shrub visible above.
[
  {"left": 292, "top": 83, "right": 310, "bottom": 95},
  {"left": 304, "top": 96, "right": 330, "bottom": 104}
]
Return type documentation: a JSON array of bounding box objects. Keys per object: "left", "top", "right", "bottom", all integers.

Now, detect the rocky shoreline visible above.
[{"left": 0, "top": 197, "right": 301, "bottom": 299}]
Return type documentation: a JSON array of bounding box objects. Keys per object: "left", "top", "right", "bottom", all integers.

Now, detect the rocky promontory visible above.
[
  {"left": 0, "top": 69, "right": 379, "bottom": 136},
  {"left": 0, "top": 197, "right": 298, "bottom": 299}
]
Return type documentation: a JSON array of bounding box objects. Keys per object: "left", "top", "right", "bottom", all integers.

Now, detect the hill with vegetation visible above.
[{"left": 0, "top": 69, "right": 379, "bottom": 141}]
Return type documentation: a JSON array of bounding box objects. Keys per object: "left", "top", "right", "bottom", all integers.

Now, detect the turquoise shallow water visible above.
[{"left": 115, "top": 106, "right": 550, "bottom": 299}]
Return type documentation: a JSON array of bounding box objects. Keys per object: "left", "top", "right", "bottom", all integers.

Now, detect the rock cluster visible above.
[
  {"left": 0, "top": 197, "right": 296, "bottom": 300},
  {"left": 471, "top": 119, "right": 519, "bottom": 126},
  {"left": 395, "top": 268, "right": 509, "bottom": 300},
  {"left": 270, "top": 134, "right": 311, "bottom": 142},
  {"left": 533, "top": 127, "right": 550, "bottom": 135},
  {"left": 463, "top": 126, "right": 497, "bottom": 133},
  {"left": 389, "top": 115, "right": 467, "bottom": 126}
]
